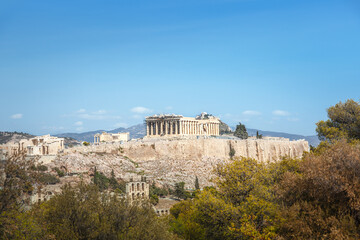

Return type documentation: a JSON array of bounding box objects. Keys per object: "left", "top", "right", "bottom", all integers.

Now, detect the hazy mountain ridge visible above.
[
  {"left": 54, "top": 123, "right": 320, "bottom": 146},
  {"left": 0, "top": 131, "right": 34, "bottom": 144},
  {"left": 54, "top": 124, "right": 145, "bottom": 143},
  {"left": 246, "top": 128, "right": 320, "bottom": 147},
  {"left": 0, "top": 131, "right": 79, "bottom": 146}
]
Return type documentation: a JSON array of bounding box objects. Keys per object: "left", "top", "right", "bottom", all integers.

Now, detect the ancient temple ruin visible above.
[
  {"left": 94, "top": 132, "right": 130, "bottom": 144},
  {"left": 145, "top": 112, "right": 220, "bottom": 137},
  {"left": 0, "top": 135, "right": 64, "bottom": 157}
]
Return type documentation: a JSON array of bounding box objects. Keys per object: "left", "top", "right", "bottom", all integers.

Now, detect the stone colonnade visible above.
[
  {"left": 94, "top": 134, "right": 100, "bottom": 145},
  {"left": 146, "top": 120, "right": 220, "bottom": 137}
]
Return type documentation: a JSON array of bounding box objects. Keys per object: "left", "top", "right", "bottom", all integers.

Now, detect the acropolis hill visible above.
[
  {"left": 1, "top": 113, "right": 310, "bottom": 188},
  {"left": 57, "top": 136, "right": 309, "bottom": 187}
]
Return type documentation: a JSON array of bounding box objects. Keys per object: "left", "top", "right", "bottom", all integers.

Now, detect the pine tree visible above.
[
  {"left": 234, "top": 122, "right": 248, "bottom": 139},
  {"left": 195, "top": 176, "right": 200, "bottom": 190}
]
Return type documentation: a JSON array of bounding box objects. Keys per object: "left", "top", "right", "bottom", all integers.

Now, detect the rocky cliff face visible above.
[
  {"left": 121, "top": 138, "right": 308, "bottom": 162},
  {"left": 55, "top": 138, "right": 308, "bottom": 188}
]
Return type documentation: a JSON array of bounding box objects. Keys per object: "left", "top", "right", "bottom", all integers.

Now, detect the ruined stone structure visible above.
[
  {"left": 94, "top": 132, "right": 130, "bottom": 144},
  {"left": 125, "top": 180, "right": 149, "bottom": 201},
  {"left": 0, "top": 135, "right": 64, "bottom": 157},
  {"left": 145, "top": 113, "right": 220, "bottom": 137}
]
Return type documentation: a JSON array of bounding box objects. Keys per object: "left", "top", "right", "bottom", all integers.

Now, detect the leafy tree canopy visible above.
[
  {"left": 234, "top": 122, "right": 248, "bottom": 139},
  {"left": 316, "top": 99, "right": 360, "bottom": 142}
]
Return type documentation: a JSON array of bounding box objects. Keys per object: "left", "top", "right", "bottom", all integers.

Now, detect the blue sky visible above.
[{"left": 1, "top": 0, "right": 359, "bottom": 136}]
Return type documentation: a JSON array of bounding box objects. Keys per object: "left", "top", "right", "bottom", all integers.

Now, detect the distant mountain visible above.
[
  {"left": 55, "top": 130, "right": 106, "bottom": 143},
  {"left": 0, "top": 131, "right": 34, "bottom": 144},
  {"left": 54, "top": 123, "right": 320, "bottom": 146},
  {"left": 246, "top": 128, "right": 320, "bottom": 147},
  {"left": 108, "top": 124, "right": 146, "bottom": 139},
  {"left": 0, "top": 131, "right": 80, "bottom": 146},
  {"left": 55, "top": 124, "right": 146, "bottom": 143}
]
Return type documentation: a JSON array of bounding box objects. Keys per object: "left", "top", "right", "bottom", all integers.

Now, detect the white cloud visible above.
[
  {"left": 272, "top": 110, "right": 290, "bottom": 116},
  {"left": 131, "top": 106, "right": 152, "bottom": 114},
  {"left": 11, "top": 113, "right": 23, "bottom": 119},
  {"left": 77, "top": 109, "right": 86, "bottom": 113},
  {"left": 242, "top": 110, "right": 261, "bottom": 116},
  {"left": 74, "top": 121, "right": 83, "bottom": 126},
  {"left": 92, "top": 110, "right": 106, "bottom": 115},
  {"left": 165, "top": 106, "right": 173, "bottom": 110}
]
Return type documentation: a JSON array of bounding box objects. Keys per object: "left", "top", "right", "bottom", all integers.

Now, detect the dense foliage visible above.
[
  {"left": 0, "top": 153, "right": 34, "bottom": 238},
  {"left": 8, "top": 184, "right": 176, "bottom": 239},
  {"left": 316, "top": 99, "right": 360, "bottom": 142},
  {"left": 93, "top": 168, "right": 125, "bottom": 192},
  {"left": 170, "top": 157, "right": 281, "bottom": 239}
]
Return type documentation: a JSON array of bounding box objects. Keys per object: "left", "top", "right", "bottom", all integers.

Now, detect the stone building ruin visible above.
[
  {"left": 0, "top": 135, "right": 64, "bottom": 157},
  {"left": 145, "top": 112, "right": 220, "bottom": 138},
  {"left": 94, "top": 132, "right": 130, "bottom": 144},
  {"left": 125, "top": 180, "right": 149, "bottom": 201}
]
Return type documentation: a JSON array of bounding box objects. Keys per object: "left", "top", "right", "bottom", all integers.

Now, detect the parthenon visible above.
[{"left": 145, "top": 112, "right": 220, "bottom": 137}]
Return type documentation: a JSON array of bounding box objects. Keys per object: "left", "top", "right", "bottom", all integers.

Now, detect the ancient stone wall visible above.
[
  {"left": 120, "top": 138, "right": 309, "bottom": 163},
  {"left": 60, "top": 138, "right": 309, "bottom": 188}
]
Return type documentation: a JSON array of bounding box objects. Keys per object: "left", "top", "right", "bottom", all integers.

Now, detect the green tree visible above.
[
  {"left": 234, "top": 122, "right": 248, "bottom": 139},
  {"left": 316, "top": 99, "right": 360, "bottom": 142},
  {"left": 92, "top": 170, "right": 110, "bottom": 191},
  {"left": 195, "top": 176, "right": 200, "bottom": 190},
  {"left": 174, "top": 182, "right": 189, "bottom": 200},
  {"left": 256, "top": 131, "right": 262, "bottom": 139},
  {"left": 0, "top": 151, "right": 40, "bottom": 239},
  {"left": 54, "top": 167, "right": 65, "bottom": 177},
  {"left": 30, "top": 183, "right": 177, "bottom": 240},
  {"left": 170, "top": 157, "right": 280, "bottom": 239},
  {"left": 276, "top": 140, "right": 360, "bottom": 239},
  {"left": 229, "top": 143, "right": 235, "bottom": 159}
]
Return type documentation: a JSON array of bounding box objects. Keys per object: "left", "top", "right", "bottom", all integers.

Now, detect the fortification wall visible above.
[
  {"left": 61, "top": 138, "right": 309, "bottom": 187},
  {"left": 120, "top": 138, "right": 309, "bottom": 162}
]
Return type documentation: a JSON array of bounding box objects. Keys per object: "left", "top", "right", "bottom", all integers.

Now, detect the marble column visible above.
[{"left": 146, "top": 123, "right": 149, "bottom": 136}]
